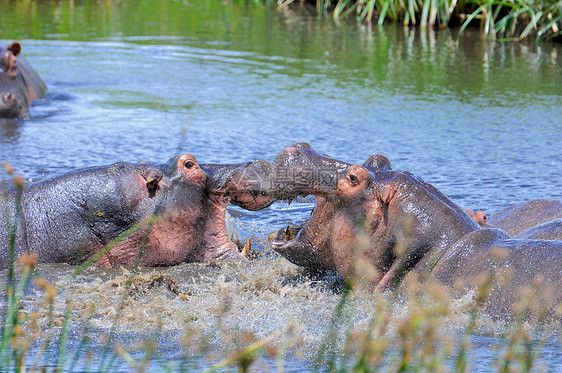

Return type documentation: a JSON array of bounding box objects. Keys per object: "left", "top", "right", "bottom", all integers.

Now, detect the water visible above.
[{"left": 1, "top": 0, "right": 561, "bottom": 371}]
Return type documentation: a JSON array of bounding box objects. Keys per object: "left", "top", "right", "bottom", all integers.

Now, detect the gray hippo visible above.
[
  {"left": 487, "top": 199, "right": 562, "bottom": 236},
  {"left": 432, "top": 228, "right": 561, "bottom": 315},
  {"left": 465, "top": 201, "right": 562, "bottom": 239},
  {"left": 269, "top": 145, "right": 561, "bottom": 316},
  {"left": 273, "top": 161, "right": 480, "bottom": 287},
  {"left": 0, "top": 42, "right": 47, "bottom": 119},
  {"left": 513, "top": 219, "right": 562, "bottom": 240},
  {"left": 1, "top": 154, "right": 271, "bottom": 267}
]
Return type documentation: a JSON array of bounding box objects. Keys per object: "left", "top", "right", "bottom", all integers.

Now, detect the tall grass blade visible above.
[
  {"left": 67, "top": 304, "right": 95, "bottom": 372},
  {"left": 55, "top": 300, "right": 73, "bottom": 370},
  {"left": 378, "top": 1, "right": 391, "bottom": 25}
]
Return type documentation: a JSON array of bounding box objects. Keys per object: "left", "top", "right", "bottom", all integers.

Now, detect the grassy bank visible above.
[{"left": 279, "top": 0, "right": 562, "bottom": 41}]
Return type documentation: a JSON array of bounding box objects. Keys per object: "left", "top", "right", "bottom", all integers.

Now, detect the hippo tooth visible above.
[{"left": 241, "top": 238, "right": 252, "bottom": 258}]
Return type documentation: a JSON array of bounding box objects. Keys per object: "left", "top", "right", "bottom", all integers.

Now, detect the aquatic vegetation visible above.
[
  {"left": 458, "top": 0, "right": 562, "bottom": 42},
  {"left": 278, "top": 0, "right": 562, "bottom": 41}
]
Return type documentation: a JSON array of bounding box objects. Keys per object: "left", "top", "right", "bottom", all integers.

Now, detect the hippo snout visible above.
[{"left": 2, "top": 92, "right": 15, "bottom": 103}]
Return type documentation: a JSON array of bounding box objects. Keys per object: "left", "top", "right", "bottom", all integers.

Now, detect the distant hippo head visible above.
[
  {"left": 0, "top": 42, "right": 47, "bottom": 119},
  {"left": 6, "top": 153, "right": 247, "bottom": 267},
  {"left": 273, "top": 164, "right": 480, "bottom": 289},
  {"left": 487, "top": 199, "right": 562, "bottom": 236}
]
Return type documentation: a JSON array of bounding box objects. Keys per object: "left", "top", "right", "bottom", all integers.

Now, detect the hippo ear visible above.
[
  {"left": 8, "top": 42, "right": 21, "bottom": 56},
  {"left": 141, "top": 170, "right": 163, "bottom": 197},
  {"left": 380, "top": 186, "right": 396, "bottom": 205},
  {"left": 146, "top": 177, "right": 160, "bottom": 194}
]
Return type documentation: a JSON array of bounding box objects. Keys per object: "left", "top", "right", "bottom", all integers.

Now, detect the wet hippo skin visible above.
[
  {"left": 487, "top": 199, "right": 562, "bottom": 236},
  {"left": 1, "top": 155, "right": 272, "bottom": 267},
  {"left": 0, "top": 42, "right": 47, "bottom": 119}
]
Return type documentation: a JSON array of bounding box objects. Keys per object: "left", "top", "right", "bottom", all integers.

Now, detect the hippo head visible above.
[
  {"left": 1, "top": 42, "right": 47, "bottom": 119},
  {"left": 273, "top": 164, "right": 480, "bottom": 289},
  {"left": 464, "top": 209, "right": 490, "bottom": 228},
  {"left": 132, "top": 154, "right": 248, "bottom": 265}
]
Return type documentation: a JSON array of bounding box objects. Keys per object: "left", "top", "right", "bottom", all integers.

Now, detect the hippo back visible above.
[
  {"left": 514, "top": 218, "right": 562, "bottom": 240},
  {"left": 0, "top": 183, "right": 28, "bottom": 266},
  {"left": 20, "top": 163, "right": 165, "bottom": 263},
  {"left": 487, "top": 199, "right": 562, "bottom": 236},
  {"left": 432, "top": 228, "right": 562, "bottom": 317}
]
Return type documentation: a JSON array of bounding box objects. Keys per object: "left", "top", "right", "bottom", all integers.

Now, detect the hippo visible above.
[
  {"left": 465, "top": 204, "right": 561, "bottom": 240},
  {"left": 270, "top": 148, "right": 561, "bottom": 315},
  {"left": 487, "top": 199, "right": 562, "bottom": 236},
  {"left": 513, "top": 219, "right": 562, "bottom": 240},
  {"left": 432, "top": 228, "right": 561, "bottom": 316},
  {"left": 0, "top": 42, "right": 47, "bottom": 119},
  {"left": 274, "top": 162, "right": 480, "bottom": 288},
  {"left": 1, "top": 155, "right": 270, "bottom": 267}
]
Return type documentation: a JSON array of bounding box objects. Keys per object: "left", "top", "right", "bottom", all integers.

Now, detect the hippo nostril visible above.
[{"left": 3, "top": 92, "right": 14, "bottom": 102}]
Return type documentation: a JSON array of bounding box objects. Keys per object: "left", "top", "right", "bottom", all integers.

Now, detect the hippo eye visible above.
[
  {"left": 348, "top": 174, "right": 358, "bottom": 185},
  {"left": 482, "top": 215, "right": 487, "bottom": 221},
  {"left": 184, "top": 161, "right": 195, "bottom": 169}
]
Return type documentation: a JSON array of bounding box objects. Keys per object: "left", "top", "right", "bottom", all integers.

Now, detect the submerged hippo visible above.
[
  {"left": 432, "top": 228, "right": 562, "bottom": 315},
  {"left": 487, "top": 199, "right": 562, "bottom": 236},
  {"left": 0, "top": 155, "right": 271, "bottom": 267},
  {"left": 465, "top": 202, "right": 562, "bottom": 240},
  {"left": 0, "top": 42, "right": 47, "bottom": 119},
  {"left": 513, "top": 219, "right": 562, "bottom": 240}
]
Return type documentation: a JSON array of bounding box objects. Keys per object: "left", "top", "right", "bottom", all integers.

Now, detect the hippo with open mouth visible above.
[
  {"left": 0, "top": 42, "right": 47, "bottom": 119},
  {"left": 269, "top": 144, "right": 561, "bottom": 315},
  {"left": 0, "top": 154, "right": 272, "bottom": 267}
]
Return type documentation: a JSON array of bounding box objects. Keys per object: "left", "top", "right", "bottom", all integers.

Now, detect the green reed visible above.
[
  {"left": 278, "top": 0, "right": 562, "bottom": 41},
  {"left": 458, "top": 0, "right": 562, "bottom": 42}
]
